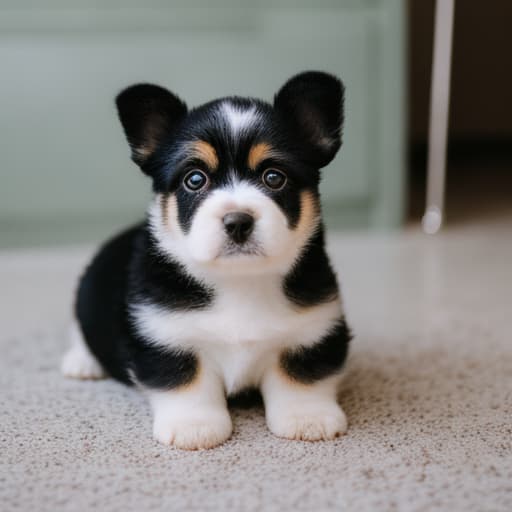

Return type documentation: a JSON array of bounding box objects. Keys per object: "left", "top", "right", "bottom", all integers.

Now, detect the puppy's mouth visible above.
[{"left": 218, "top": 240, "right": 265, "bottom": 259}]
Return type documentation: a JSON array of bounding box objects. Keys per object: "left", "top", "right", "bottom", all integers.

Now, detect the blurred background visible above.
[
  {"left": 2, "top": 4, "right": 512, "bottom": 509},
  {"left": 409, "top": 0, "right": 512, "bottom": 227},
  {"left": 0, "top": 0, "right": 510, "bottom": 247}
]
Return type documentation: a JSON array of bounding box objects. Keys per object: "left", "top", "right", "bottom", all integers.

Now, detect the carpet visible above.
[{"left": 1, "top": 220, "right": 511, "bottom": 511}]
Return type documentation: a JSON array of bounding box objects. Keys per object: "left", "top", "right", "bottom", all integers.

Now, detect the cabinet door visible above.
[{"left": 0, "top": 1, "right": 404, "bottom": 247}]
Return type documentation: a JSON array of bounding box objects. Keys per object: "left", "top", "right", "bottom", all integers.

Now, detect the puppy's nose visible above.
[{"left": 223, "top": 212, "right": 254, "bottom": 244}]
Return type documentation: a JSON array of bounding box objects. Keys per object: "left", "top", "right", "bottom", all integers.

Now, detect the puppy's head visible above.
[{"left": 116, "top": 72, "right": 344, "bottom": 276}]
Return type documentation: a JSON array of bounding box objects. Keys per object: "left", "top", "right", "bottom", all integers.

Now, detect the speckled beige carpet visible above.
[{"left": 1, "top": 218, "right": 511, "bottom": 511}]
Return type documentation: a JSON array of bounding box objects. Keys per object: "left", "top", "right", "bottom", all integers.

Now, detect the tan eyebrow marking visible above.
[
  {"left": 187, "top": 140, "right": 219, "bottom": 171},
  {"left": 247, "top": 142, "right": 276, "bottom": 170}
]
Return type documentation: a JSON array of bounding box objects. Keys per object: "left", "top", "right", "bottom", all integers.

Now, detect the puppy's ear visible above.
[
  {"left": 116, "top": 84, "right": 187, "bottom": 172},
  {"left": 274, "top": 71, "right": 344, "bottom": 168}
]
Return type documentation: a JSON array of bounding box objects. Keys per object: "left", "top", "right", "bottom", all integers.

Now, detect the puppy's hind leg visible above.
[{"left": 61, "top": 319, "right": 106, "bottom": 380}]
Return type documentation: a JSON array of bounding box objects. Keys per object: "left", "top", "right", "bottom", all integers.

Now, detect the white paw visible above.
[
  {"left": 61, "top": 345, "right": 106, "bottom": 380},
  {"left": 153, "top": 409, "right": 232, "bottom": 450},
  {"left": 267, "top": 402, "right": 347, "bottom": 441}
]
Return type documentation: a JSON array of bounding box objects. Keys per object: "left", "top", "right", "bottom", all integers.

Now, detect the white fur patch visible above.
[
  {"left": 149, "top": 362, "right": 232, "bottom": 450},
  {"left": 61, "top": 320, "right": 106, "bottom": 380},
  {"left": 130, "top": 277, "right": 342, "bottom": 395},
  {"left": 221, "top": 102, "right": 259, "bottom": 137},
  {"left": 261, "top": 370, "right": 347, "bottom": 441}
]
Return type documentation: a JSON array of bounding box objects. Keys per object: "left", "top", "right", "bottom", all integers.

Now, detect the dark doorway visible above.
[{"left": 408, "top": 0, "right": 512, "bottom": 225}]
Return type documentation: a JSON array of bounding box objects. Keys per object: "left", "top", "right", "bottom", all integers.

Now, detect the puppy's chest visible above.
[
  {"left": 139, "top": 280, "right": 306, "bottom": 346},
  {"left": 133, "top": 278, "right": 341, "bottom": 391}
]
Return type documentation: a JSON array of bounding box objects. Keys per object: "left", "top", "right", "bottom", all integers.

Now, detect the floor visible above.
[{"left": 1, "top": 212, "right": 511, "bottom": 511}]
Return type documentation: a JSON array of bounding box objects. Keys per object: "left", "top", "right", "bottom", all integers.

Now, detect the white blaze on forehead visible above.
[{"left": 221, "top": 102, "right": 259, "bottom": 136}]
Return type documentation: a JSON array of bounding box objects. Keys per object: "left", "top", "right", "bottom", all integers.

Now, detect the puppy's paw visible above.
[
  {"left": 61, "top": 345, "right": 106, "bottom": 380},
  {"left": 267, "top": 402, "right": 347, "bottom": 441},
  {"left": 153, "top": 409, "right": 232, "bottom": 450}
]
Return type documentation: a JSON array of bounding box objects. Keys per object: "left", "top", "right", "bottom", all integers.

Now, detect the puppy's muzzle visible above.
[{"left": 223, "top": 212, "right": 254, "bottom": 244}]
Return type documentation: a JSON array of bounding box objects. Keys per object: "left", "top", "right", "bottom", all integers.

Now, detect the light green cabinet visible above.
[{"left": 0, "top": 0, "right": 405, "bottom": 247}]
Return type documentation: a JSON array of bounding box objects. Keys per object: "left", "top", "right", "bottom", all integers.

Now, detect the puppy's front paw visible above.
[
  {"left": 153, "top": 409, "right": 233, "bottom": 450},
  {"left": 267, "top": 402, "right": 347, "bottom": 441}
]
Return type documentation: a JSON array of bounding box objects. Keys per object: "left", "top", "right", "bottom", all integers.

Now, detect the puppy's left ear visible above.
[
  {"left": 116, "top": 84, "right": 187, "bottom": 173},
  {"left": 274, "top": 71, "right": 344, "bottom": 168}
]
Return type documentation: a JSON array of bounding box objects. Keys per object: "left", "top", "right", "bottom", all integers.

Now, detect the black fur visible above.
[
  {"left": 75, "top": 71, "right": 351, "bottom": 392},
  {"left": 75, "top": 225, "right": 138, "bottom": 384},
  {"left": 284, "top": 228, "right": 339, "bottom": 307},
  {"left": 128, "top": 343, "right": 198, "bottom": 390},
  {"left": 128, "top": 228, "right": 214, "bottom": 310},
  {"left": 274, "top": 71, "right": 344, "bottom": 167},
  {"left": 76, "top": 225, "right": 209, "bottom": 388},
  {"left": 116, "top": 83, "right": 188, "bottom": 169},
  {"left": 280, "top": 320, "right": 352, "bottom": 383}
]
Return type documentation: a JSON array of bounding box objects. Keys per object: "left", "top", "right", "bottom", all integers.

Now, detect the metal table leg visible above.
[{"left": 422, "top": 0, "right": 456, "bottom": 234}]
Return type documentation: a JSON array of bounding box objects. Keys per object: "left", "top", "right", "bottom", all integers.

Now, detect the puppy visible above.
[{"left": 61, "top": 71, "right": 352, "bottom": 450}]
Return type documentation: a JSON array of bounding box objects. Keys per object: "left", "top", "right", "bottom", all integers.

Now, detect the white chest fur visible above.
[{"left": 130, "top": 275, "right": 342, "bottom": 393}]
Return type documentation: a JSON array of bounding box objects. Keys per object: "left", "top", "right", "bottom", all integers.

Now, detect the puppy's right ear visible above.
[{"left": 116, "top": 84, "right": 187, "bottom": 173}]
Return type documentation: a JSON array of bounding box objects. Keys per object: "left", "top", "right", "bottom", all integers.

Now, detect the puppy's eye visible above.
[
  {"left": 262, "top": 169, "right": 287, "bottom": 191},
  {"left": 183, "top": 170, "right": 208, "bottom": 192}
]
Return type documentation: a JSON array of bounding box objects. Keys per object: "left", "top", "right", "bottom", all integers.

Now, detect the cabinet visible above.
[{"left": 0, "top": 0, "right": 405, "bottom": 247}]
